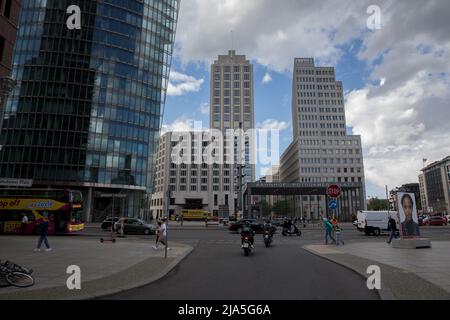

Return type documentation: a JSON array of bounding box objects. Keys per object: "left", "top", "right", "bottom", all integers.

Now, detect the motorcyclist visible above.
[
  {"left": 283, "top": 218, "right": 290, "bottom": 230},
  {"left": 241, "top": 221, "right": 255, "bottom": 247},
  {"left": 263, "top": 219, "right": 275, "bottom": 239}
]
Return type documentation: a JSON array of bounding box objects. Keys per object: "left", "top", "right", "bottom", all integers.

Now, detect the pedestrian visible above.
[
  {"left": 34, "top": 212, "right": 52, "bottom": 252},
  {"left": 387, "top": 214, "right": 398, "bottom": 244},
  {"left": 159, "top": 217, "right": 171, "bottom": 250},
  {"left": 21, "top": 213, "right": 28, "bottom": 234},
  {"left": 334, "top": 220, "right": 344, "bottom": 246},
  {"left": 324, "top": 216, "right": 336, "bottom": 245},
  {"left": 153, "top": 221, "right": 162, "bottom": 250}
]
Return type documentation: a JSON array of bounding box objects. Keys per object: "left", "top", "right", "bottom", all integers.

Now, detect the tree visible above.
[{"left": 367, "top": 197, "right": 389, "bottom": 211}]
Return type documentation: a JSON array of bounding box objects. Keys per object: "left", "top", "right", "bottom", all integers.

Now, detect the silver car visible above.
[{"left": 114, "top": 218, "right": 156, "bottom": 235}]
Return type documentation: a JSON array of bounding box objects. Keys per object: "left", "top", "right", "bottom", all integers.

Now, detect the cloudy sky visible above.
[{"left": 162, "top": 0, "right": 450, "bottom": 198}]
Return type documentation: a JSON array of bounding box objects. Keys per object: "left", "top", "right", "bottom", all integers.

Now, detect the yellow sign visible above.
[
  {"left": 0, "top": 198, "right": 66, "bottom": 211},
  {"left": 181, "top": 209, "right": 209, "bottom": 220}
]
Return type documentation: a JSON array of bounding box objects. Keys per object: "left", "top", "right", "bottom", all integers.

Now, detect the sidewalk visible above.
[
  {"left": 0, "top": 235, "right": 193, "bottom": 300},
  {"left": 304, "top": 241, "right": 450, "bottom": 300}
]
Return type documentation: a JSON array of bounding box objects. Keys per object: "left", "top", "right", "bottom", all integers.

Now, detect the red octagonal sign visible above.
[{"left": 327, "top": 185, "right": 342, "bottom": 198}]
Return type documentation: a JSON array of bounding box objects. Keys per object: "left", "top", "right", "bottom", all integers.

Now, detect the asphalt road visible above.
[{"left": 102, "top": 227, "right": 380, "bottom": 300}]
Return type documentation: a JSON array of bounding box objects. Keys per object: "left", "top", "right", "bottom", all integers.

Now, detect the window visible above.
[
  {"left": 214, "top": 194, "right": 218, "bottom": 206},
  {"left": 0, "top": 36, "right": 4, "bottom": 62},
  {"left": 3, "top": 0, "right": 12, "bottom": 19}
]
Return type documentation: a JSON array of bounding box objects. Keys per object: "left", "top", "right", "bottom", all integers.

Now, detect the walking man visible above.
[
  {"left": 35, "top": 212, "right": 52, "bottom": 252},
  {"left": 387, "top": 215, "right": 398, "bottom": 244},
  {"left": 324, "top": 216, "right": 336, "bottom": 245},
  {"left": 21, "top": 213, "right": 28, "bottom": 234},
  {"left": 160, "top": 217, "right": 171, "bottom": 250}
]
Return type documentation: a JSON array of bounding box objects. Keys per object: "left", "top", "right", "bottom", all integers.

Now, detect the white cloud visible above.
[
  {"left": 262, "top": 72, "right": 272, "bottom": 84},
  {"left": 167, "top": 71, "right": 204, "bottom": 96},
  {"left": 256, "top": 119, "right": 289, "bottom": 131},
  {"left": 175, "top": 0, "right": 370, "bottom": 72},
  {"left": 161, "top": 117, "right": 208, "bottom": 135},
  {"left": 172, "top": 0, "right": 450, "bottom": 193},
  {"left": 198, "top": 103, "right": 210, "bottom": 115}
]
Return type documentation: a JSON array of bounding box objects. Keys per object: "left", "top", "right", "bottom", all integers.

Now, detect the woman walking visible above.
[{"left": 153, "top": 221, "right": 162, "bottom": 250}]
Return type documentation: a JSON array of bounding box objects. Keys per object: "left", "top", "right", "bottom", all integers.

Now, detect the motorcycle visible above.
[
  {"left": 263, "top": 230, "right": 272, "bottom": 247},
  {"left": 241, "top": 234, "right": 253, "bottom": 256},
  {"left": 282, "top": 225, "right": 301, "bottom": 237}
]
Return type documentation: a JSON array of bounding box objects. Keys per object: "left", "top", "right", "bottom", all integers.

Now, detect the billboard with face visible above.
[{"left": 397, "top": 192, "right": 420, "bottom": 238}]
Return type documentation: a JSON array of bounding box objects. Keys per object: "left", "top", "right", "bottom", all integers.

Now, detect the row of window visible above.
[
  {"left": 300, "top": 131, "right": 347, "bottom": 137},
  {"left": 300, "top": 123, "right": 346, "bottom": 129},
  {"left": 295, "top": 69, "right": 334, "bottom": 76},
  {"left": 300, "top": 139, "right": 360, "bottom": 146},
  {"left": 300, "top": 167, "right": 362, "bottom": 174},
  {"left": 214, "top": 81, "right": 250, "bottom": 89},
  {"left": 300, "top": 148, "right": 361, "bottom": 155},
  {"left": 214, "top": 65, "right": 251, "bottom": 73},
  {"left": 300, "top": 177, "right": 362, "bottom": 183},
  {"left": 300, "top": 158, "right": 362, "bottom": 164},
  {"left": 298, "top": 99, "right": 344, "bottom": 106}
]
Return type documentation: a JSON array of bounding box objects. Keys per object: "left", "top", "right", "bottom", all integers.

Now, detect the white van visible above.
[{"left": 356, "top": 211, "right": 399, "bottom": 236}]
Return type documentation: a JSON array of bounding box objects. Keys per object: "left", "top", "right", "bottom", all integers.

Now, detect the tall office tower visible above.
[
  {"left": 421, "top": 156, "right": 450, "bottom": 214},
  {"left": 280, "top": 58, "right": 366, "bottom": 220},
  {"left": 418, "top": 174, "right": 429, "bottom": 213},
  {"left": 0, "top": 0, "right": 180, "bottom": 221},
  {"left": 0, "top": 0, "right": 21, "bottom": 129},
  {"left": 210, "top": 50, "right": 255, "bottom": 216}
]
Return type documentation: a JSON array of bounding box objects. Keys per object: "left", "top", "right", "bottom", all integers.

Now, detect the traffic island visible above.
[{"left": 304, "top": 243, "right": 450, "bottom": 300}]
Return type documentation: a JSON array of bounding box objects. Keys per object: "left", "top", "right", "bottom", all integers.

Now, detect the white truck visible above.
[{"left": 356, "top": 211, "right": 399, "bottom": 236}]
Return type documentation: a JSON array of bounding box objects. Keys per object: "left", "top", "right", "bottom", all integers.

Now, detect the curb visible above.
[
  {"left": 303, "top": 245, "right": 392, "bottom": 300},
  {"left": 303, "top": 244, "right": 450, "bottom": 300},
  {"left": 90, "top": 244, "right": 194, "bottom": 300}
]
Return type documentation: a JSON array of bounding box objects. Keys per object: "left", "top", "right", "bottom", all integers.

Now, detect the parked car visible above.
[
  {"left": 428, "top": 215, "right": 446, "bottom": 226},
  {"left": 271, "top": 218, "right": 285, "bottom": 227},
  {"left": 228, "top": 219, "right": 265, "bottom": 233},
  {"left": 101, "top": 217, "right": 120, "bottom": 230},
  {"left": 113, "top": 218, "right": 156, "bottom": 235},
  {"left": 418, "top": 215, "right": 428, "bottom": 226}
]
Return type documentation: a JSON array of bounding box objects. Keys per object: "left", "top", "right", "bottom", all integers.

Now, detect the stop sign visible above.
[{"left": 327, "top": 185, "right": 342, "bottom": 198}]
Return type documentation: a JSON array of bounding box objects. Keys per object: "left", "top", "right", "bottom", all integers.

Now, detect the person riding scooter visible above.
[
  {"left": 263, "top": 220, "right": 275, "bottom": 239},
  {"left": 241, "top": 221, "right": 255, "bottom": 248}
]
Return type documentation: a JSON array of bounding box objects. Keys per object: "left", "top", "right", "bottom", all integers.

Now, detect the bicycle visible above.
[{"left": 0, "top": 260, "right": 35, "bottom": 288}]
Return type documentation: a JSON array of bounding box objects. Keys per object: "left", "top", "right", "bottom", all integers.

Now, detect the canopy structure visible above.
[{"left": 243, "top": 182, "right": 365, "bottom": 221}]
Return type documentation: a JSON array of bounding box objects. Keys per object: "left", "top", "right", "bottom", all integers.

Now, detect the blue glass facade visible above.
[{"left": 0, "top": 0, "right": 180, "bottom": 219}]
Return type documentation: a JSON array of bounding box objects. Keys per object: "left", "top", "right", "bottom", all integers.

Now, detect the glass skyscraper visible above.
[{"left": 0, "top": 0, "right": 180, "bottom": 221}]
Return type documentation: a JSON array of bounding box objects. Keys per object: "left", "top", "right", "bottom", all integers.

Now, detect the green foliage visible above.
[{"left": 367, "top": 197, "right": 389, "bottom": 211}]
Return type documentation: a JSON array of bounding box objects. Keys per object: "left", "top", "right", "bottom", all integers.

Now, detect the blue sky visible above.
[
  {"left": 163, "top": 44, "right": 387, "bottom": 199},
  {"left": 161, "top": 0, "right": 450, "bottom": 201}
]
